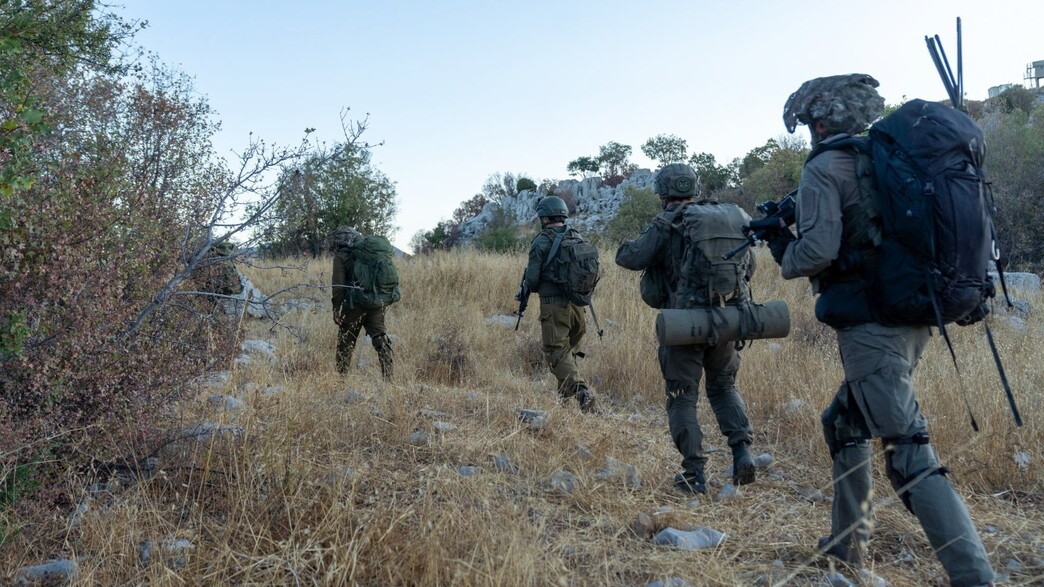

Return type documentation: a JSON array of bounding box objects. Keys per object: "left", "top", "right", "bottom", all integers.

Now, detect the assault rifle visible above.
[
  {"left": 513, "top": 274, "right": 530, "bottom": 330},
  {"left": 722, "top": 190, "right": 797, "bottom": 260}
]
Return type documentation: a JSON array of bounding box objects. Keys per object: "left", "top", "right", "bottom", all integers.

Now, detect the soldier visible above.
[
  {"left": 523, "top": 195, "right": 596, "bottom": 412},
  {"left": 202, "top": 241, "right": 243, "bottom": 297},
  {"left": 615, "top": 164, "right": 757, "bottom": 494},
  {"left": 763, "top": 74, "right": 995, "bottom": 586},
  {"left": 331, "top": 226, "right": 396, "bottom": 379}
]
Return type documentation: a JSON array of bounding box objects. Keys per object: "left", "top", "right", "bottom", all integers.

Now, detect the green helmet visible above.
[
  {"left": 535, "top": 195, "right": 569, "bottom": 218},
  {"left": 654, "top": 163, "right": 699, "bottom": 199},
  {"left": 212, "top": 242, "right": 234, "bottom": 256}
]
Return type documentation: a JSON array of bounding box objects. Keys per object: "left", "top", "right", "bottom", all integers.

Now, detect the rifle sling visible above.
[{"left": 543, "top": 232, "right": 565, "bottom": 269}]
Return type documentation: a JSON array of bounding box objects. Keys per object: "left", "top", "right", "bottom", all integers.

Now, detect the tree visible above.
[
  {"left": 989, "top": 86, "right": 1037, "bottom": 115},
  {"left": 736, "top": 136, "right": 808, "bottom": 212},
  {"left": 641, "top": 134, "right": 689, "bottom": 166},
  {"left": 688, "top": 152, "right": 737, "bottom": 196},
  {"left": 566, "top": 156, "right": 600, "bottom": 178},
  {"left": 260, "top": 112, "right": 398, "bottom": 257},
  {"left": 412, "top": 220, "right": 458, "bottom": 254},
  {"left": 452, "top": 194, "right": 489, "bottom": 224},
  {"left": 736, "top": 138, "right": 780, "bottom": 180},
  {"left": 979, "top": 103, "right": 1044, "bottom": 271},
  {"left": 480, "top": 171, "right": 534, "bottom": 204},
  {"left": 516, "top": 176, "right": 537, "bottom": 193},
  {"left": 0, "top": 1, "right": 308, "bottom": 508},
  {"left": 597, "top": 141, "right": 634, "bottom": 179}
]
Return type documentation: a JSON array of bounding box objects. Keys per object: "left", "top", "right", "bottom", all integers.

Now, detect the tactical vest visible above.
[{"left": 807, "top": 144, "right": 881, "bottom": 290}]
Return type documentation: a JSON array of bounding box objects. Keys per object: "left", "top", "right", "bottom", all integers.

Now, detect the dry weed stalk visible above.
[{"left": 4, "top": 248, "right": 1040, "bottom": 586}]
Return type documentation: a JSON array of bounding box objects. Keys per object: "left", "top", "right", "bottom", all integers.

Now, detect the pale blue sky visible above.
[{"left": 117, "top": 1, "right": 1043, "bottom": 251}]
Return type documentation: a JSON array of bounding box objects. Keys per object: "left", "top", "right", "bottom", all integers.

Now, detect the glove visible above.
[{"left": 766, "top": 228, "right": 795, "bottom": 266}]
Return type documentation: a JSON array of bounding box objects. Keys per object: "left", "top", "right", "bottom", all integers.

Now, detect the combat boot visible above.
[
  {"left": 576, "top": 387, "right": 596, "bottom": 413},
  {"left": 673, "top": 469, "right": 707, "bottom": 494},
  {"left": 817, "top": 535, "right": 864, "bottom": 566},
  {"left": 731, "top": 441, "right": 756, "bottom": 485}
]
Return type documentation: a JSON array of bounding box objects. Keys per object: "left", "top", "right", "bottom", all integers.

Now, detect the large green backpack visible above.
[
  {"left": 342, "top": 235, "right": 401, "bottom": 310},
  {"left": 542, "top": 227, "right": 600, "bottom": 306},
  {"left": 674, "top": 201, "right": 753, "bottom": 308}
]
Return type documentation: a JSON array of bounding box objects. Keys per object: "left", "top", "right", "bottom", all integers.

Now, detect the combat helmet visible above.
[
  {"left": 535, "top": 195, "right": 569, "bottom": 219},
  {"left": 332, "top": 225, "right": 363, "bottom": 248},
  {"left": 212, "top": 241, "right": 234, "bottom": 256},
  {"left": 783, "top": 73, "right": 884, "bottom": 136},
  {"left": 653, "top": 163, "right": 699, "bottom": 199}
]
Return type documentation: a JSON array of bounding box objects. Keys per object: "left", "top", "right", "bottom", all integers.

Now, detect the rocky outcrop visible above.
[{"left": 457, "top": 170, "right": 656, "bottom": 244}]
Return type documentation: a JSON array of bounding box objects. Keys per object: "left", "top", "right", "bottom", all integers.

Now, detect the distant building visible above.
[
  {"left": 1027, "top": 59, "right": 1044, "bottom": 88},
  {"left": 988, "top": 84, "right": 1017, "bottom": 98}
]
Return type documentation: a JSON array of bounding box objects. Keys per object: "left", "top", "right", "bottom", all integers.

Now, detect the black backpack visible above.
[
  {"left": 543, "top": 227, "right": 600, "bottom": 306},
  {"left": 820, "top": 99, "right": 996, "bottom": 327},
  {"left": 819, "top": 99, "right": 1022, "bottom": 429}
]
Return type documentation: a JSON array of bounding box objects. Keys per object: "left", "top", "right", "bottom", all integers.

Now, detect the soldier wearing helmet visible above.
[
  {"left": 522, "top": 195, "right": 596, "bottom": 412},
  {"left": 766, "top": 74, "right": 995, "bottom": 586},
  {"left": 615, "top": 163, "right": 758, "bottom": 495},
  {"left": 199, "top": 241, "right": 243, "bottom": 297},
  {"left": 331, "top": 225, "right": 395, "bottom": 379}
]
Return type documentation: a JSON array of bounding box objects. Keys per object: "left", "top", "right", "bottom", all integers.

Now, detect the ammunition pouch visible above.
[{"left": 656, "top": 300, "right": 791, "bottom": 346}]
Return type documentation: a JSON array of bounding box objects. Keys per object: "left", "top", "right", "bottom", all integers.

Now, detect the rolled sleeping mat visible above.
[{"left": 656, "top": 300, "right": 791, "bottom": 346}]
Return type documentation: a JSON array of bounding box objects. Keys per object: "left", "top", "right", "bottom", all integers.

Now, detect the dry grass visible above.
[{"left": 3, "top": 248, "right": 1041, "bottom": 586}]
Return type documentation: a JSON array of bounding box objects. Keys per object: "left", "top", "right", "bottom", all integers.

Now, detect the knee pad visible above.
[{"left": 883, "top": 434, "right": 947, "bottom": 514}]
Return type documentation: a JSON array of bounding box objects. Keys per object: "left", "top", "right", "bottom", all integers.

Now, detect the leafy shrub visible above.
[
  {"left": 603, "top": 186, "right": 661, "bottom": 244},
  {"left": 477, "top": 225, "right": 527, "bottom": 253},
  {"left": 516, "top": 177, "right": 537, "bottom": 193}
]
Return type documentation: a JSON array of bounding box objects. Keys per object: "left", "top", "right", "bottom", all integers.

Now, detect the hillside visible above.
[{"left": 6, "top": 248, "right": 1042, "bottom": 586}]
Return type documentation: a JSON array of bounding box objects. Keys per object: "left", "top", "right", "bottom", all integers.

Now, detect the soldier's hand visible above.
[
  {"left": 332, "top": 309, "right": 343, "bottom": 325},
  {"left": 767, "top": 228, "right": 795, "bottom": 266}
]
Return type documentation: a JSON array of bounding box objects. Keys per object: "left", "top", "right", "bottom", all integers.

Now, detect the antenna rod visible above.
[
  {"left": 926, "top": 36, "right": 960, "bottom": 106},
  {"left": 935, "top": 34, "right": 959, "bottom": 96},
  {"left": 956, "top": 17, "right": 964, "bottom": 109}
]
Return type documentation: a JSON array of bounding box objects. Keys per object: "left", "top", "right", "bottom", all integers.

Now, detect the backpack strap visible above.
[{"left": 543, "top": 230, "right": 565, "bottom": 269}]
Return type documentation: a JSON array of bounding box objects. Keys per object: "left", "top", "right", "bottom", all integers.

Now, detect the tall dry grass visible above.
[{"left": 4, "top": 248, "right": 1041, "bottom": 586}]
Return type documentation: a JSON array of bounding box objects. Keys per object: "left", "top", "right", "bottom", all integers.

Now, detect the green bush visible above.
[
  {"left": 603, "top": 186, "right": 660, "bottom": 245},
  {"left": 477, "top": 225, "right": 527, "bottom": 253},
  {"left": 516, "top": 177, "right": 537, "bottom": 193}
]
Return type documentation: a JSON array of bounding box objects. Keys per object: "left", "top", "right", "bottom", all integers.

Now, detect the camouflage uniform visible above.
[
  {"left": 775, "top": 75, "right": 994, "bottom": 585},
  {"left": 525, "top": 225, "right": 590, "bottom": 404},
  {"left": 332, "top": 232, "right": 393, "bottom": 378},
  {"left": 616, "top": 201, "right": 755, "bottom": 491},
  {"left": 202, "top": 242, "right": 243, "bottom": 297}
]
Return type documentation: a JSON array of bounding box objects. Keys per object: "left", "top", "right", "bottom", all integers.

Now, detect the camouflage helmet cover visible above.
[
  {"left": 535, "top": 195, "right": 569, "bottom": 218},
  {"left": 783, "top": 73, "right": 885, "bottom": 135},
  {"left": 212, "top": 242, "right": 234, "bottom": 256},
  {"left": 653, "top": 163, "right": 699, "bottom": 199},
  {"left": 332, "top": 225, "right": 363, "bottom": 248}
]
